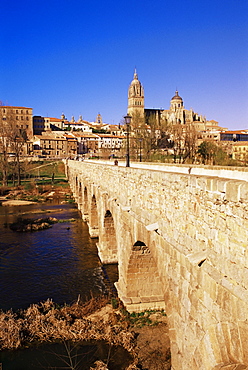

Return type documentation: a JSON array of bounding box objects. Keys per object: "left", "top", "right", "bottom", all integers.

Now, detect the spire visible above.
[{"left": 134, "top": 67, "right": 138, "bottom": 80}]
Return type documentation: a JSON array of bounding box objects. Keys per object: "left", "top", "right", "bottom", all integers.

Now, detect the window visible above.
[
  {"left": 16, "top": 116, "right": 19, "bottom": 120},
  {"left": 26, "top": 117, "right": 29, "bottom": 120}
]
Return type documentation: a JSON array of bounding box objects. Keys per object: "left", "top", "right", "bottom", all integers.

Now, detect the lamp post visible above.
[
  {"left": 124, "top": 114, "right": 132, "bottom": 167},
  {"left": 139, "top": 138, "right": 142, "bottom": 162}
]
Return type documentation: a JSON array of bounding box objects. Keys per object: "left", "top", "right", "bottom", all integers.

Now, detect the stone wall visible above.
[{"left": 67, "top": 160, "right": 248, "bottom": 370}]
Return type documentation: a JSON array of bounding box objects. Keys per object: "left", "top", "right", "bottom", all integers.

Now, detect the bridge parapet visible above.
[{"left": 66, "top": 160, "right": 248, "bottom": 370}]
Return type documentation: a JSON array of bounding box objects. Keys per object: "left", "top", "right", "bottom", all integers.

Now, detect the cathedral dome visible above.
[
  {"left": 131, "top": 70, "right": 141, "bottom": 85},
  {"left": 170, "top": 90, "right": 184, "bottom": 110},
  {"left": 171, "top": 90, "right": 183, "bottom": 101}
]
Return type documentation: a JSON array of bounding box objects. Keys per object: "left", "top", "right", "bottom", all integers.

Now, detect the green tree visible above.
[
  {"left": 198, "top": 141, "right": 229, "bottom": 165},
  {"left": 198, "top": 141, "right": 219, "bottom": 165}
]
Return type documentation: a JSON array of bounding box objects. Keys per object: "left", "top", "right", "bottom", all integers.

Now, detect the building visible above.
[
  {"left": 33, "top": 132, "right": 77, "bottom": 158},
  {"left": 72, "top": 132, "right": 100, "bottom": 154},
  {"left": 98, "top": 134, "right": 124, "bottom": 151},
  {"left": 63, "top": 115, "right": 93, "bottom": 133},
  {"left": 232, "top": 141, "right": 248, "bottom": 162},
  {"left": 127, "top": 69, "right": 145, "bottom": 118},
  {"left": 33, "top": 115, "right": 65, "bottom": 135},
  {"left": 72, "top": 132, "right": 125, "bottom": 155},
  {"left": 0, "top": 105, "right": 33, "bottom": 139},
  {"left": 220, "top": 130, "right": 248, "bottom": 142},
  {"left": 127, "top": 70, "right": 223, "bottom": 133}
]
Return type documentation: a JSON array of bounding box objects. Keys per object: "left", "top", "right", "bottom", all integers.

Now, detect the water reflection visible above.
[
  {"left": 0, "top": 340, "right": 132, "bottom": 370},
  {"left": 0, "top": 203, "right": 116, "bottom": 312}
]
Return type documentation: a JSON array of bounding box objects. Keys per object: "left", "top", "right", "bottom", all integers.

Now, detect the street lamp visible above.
[
  {"left": 124, "top": 114, "right": 132, "bottom": 167},
  {"left": 139, "top": 138, "right": 142, "bottom": 162}
]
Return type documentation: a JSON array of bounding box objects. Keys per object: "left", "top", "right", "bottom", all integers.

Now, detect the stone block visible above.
[
  {"left": 232, "top": 285, "right": 248, "bottom": 305},
  {"left": 130, "top": 297, "right": 142, "bottom": 304},
  {"left": 226, "top": 181, "right": 243, "bottom": 202},
  {"left": 217, "top": 178, "right": 229, "bottom": 193},
  {"left": 208, "top": 325, "right": 223, "bottom": 364},
  {"left": 206, "top": 177, "right": 218, "bottom": 192},
  {"left": 240, "top": 182, "right": 248, "bottom": 202},
  {"left": 238, "top": 321, "right": 248, "bottom": 364},
  {"left": 215, "top": 322, "right": 230, "bottom": 363},
  {"left": 126, "top": 290, "right": 138, "bottom": 297},
  {"left": 229, "top": 323, "right": 243, "bottom": 361}
]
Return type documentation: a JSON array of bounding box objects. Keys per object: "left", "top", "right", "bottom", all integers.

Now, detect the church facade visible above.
[{"left": 127, "top": 69, "right": 214, "bottom": 132}]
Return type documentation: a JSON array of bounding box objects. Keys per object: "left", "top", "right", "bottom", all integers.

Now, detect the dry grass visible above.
[
  {"left": 0, "top": 297, "right": 140, "bottom": 369},
  {"left": 0, "top": 297, "right": 171, "bottom": 369}
]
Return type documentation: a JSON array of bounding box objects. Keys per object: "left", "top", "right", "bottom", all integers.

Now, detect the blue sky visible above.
[{"left": 1, "top": 0, "right": 247, "bottom": 129}]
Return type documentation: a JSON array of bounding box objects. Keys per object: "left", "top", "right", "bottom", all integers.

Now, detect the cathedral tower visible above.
[
  {"left": 170, "top": 90, "right": 184, "bottom": 111},
  {"left": 127, "top": 69, "right": 144, "bottom": 118}
]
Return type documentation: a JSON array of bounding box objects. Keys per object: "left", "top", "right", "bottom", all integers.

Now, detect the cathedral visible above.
[{"left": 127, "top": 69, "right": 209, "bottom": 132}]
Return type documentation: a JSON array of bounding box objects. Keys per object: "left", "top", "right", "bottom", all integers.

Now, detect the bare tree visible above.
[
  {"left": 0, "top": 109, "right": 12, "bottom": 185},
  {"left": 182, "top": 123, "right": 198, "bottom": 163},
  {"left": 170, "top": 123, "right": 185, "bottom": 163},
  {"left": 155, "top": 115, "right": 173, "bottom": 153},
  {"left": 0, "top": 108, "right": 27, "bottom": 185},
  {"left": 10, "top": 129, "right": 27, "bottom": 186},
  {"left": 125, "top": 111, "right": 147, "bottom": 161}
]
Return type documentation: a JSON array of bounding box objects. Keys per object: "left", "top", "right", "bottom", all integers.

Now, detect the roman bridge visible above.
[{"left": 66, "top": 159, "right": 248, "bottom": 370}]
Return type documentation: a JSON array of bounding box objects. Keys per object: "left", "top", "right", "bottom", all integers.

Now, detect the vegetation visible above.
[
  {"left": 120, "top": 308, "right": 166, "bottom": 328},
  {"left": 0, "top": 297, "right": 170, "bottom": 369},
  {"left": 0, "top": 160, "right": 66, "bottom": 187},
  {"left": 0, "top": 297, "right": 136, "bottom": 369},
  {"left": 0, "top": 109, "right": 28, "bottom": 186},
  {"left": 120, "top": 111, "right": 241, "bottom": 166},
  {"left": 197, "top": 141, "right": 237, "bottom": 165}
]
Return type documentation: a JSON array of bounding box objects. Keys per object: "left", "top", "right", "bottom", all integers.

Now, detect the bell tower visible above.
[{"left": 127, "top": 69, "right": 144, "bottom": 118}]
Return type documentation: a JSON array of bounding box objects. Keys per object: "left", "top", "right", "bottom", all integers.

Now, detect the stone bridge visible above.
[{"left": 66, "top": 159, "right": 248, "bottom": 370}]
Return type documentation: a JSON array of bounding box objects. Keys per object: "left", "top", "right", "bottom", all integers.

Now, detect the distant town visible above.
[{"left": 0, "top": 70, "right": 247, "bottom": 164}]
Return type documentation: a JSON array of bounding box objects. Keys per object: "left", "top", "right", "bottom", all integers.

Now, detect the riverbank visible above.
[
  {"left": 0, "top": 297, "right": 171, "bottom": 370},
  {"left": 0, "top": 181, "right": 73, "bottom": 206},
  {"left": 0, "top": 184, "right": 171, "bottom": 369}
]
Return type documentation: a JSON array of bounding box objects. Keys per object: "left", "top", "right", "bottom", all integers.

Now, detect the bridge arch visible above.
[
  {"left": 87, "top": 194, "right": 99, "bottom": 238},
  {"left": 121, "top": 239, "right": 165, "bottom": 312},
  {"left": 77, "top": 181, "right": 83, "bottom": 213},
  {"left": 81, "top": 186, "right": 89, "bottom": 221},
  {"left": 97, "top": 209, "right": 118, "bottom": 263}
]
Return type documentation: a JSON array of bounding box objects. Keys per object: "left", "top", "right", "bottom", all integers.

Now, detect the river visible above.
[
  {"left": 0, "top": 201, "right": 118, "bottom": 312},
  {"left": 0, "top": 201, "right": 126, "bottom": 370}
]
